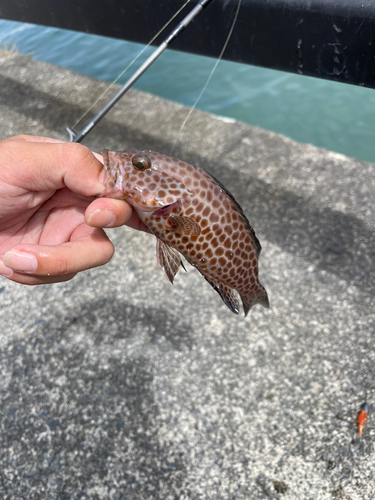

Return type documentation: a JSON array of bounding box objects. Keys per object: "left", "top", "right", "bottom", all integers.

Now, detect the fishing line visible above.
[
  {"left": 170, "top": 0, "right": 242, "bottom": 155},
  {"left": 65, "top": 0, "right": 193, "bottom": 141}
]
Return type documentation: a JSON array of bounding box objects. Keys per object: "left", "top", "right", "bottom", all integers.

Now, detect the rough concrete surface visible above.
[{"left": 0, "top": 54, "right": 374, "bottom": 500}]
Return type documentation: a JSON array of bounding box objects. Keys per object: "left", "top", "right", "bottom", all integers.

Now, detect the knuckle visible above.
[
  {"left": 61, "top": 142, "right": 92, "bottom": 167},
  {"left": 55, "top": 258, "right": 70, "bottom": 276}
]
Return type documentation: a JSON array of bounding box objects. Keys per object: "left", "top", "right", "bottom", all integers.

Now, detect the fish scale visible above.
[{"left": 100, "top": 149, "right": 269, "bottom": 316}]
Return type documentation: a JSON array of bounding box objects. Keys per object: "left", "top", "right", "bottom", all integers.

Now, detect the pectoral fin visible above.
[
  {"left": 156, "top": 239, "right": 184, "bottom": 284},
  {"left": 168, "top": 216, "right": 201, "bottom": 237}
]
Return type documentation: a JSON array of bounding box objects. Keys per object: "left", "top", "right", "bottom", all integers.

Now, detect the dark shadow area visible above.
[
  {"left": 61, "top": 297, "right": 195, "bottom": 352},
  {"left": 0, "top": 298, "right": 193, "bottom": 499}
]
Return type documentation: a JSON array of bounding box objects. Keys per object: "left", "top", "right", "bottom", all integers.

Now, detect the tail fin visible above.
[{"left": 242, "top": 284, "right": 269, "bottom": 317}]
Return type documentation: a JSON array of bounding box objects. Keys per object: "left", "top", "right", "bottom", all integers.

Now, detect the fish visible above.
[
  {"left": 357, "top": 402, "right": 369, "bottom": 436},
  {"left": 100, "top": 149, "right": 269, "bottom": 316}
]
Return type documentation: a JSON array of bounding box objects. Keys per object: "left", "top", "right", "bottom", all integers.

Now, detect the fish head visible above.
[{"left": 100, "top": 149, "right": 190, "bottom": 212}]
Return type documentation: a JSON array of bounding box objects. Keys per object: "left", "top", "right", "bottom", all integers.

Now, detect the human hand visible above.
[{"left": 0, "top": 135, "right": 148, "bottom": 285}]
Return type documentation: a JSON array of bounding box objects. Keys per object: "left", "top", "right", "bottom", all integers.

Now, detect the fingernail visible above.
[
  {"left": 0, "top": 260, "right": 13, "bottom": 277},
  {"left": 3, "top": 250, "right": 37, "bottom": 273},
  {"left": 87, "top": 208, "right": 116, "bottom": 228}
]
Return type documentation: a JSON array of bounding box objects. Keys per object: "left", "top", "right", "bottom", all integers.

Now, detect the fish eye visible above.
[{"left": 132, "top": 154, "right": 151, "bottom": 171}]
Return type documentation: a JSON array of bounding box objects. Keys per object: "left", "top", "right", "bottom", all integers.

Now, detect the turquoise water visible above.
[{"left": 1, "top": 19, "right": 375, "bottom": 163}]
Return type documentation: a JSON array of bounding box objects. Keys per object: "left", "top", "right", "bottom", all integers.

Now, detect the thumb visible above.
[{"left": 0, "top": 136, "right": 105, "bottom": 197}]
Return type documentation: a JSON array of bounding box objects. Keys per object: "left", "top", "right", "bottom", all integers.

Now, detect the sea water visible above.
[{"left": 1, "top": 19, "right": 375, "bottom": 163}]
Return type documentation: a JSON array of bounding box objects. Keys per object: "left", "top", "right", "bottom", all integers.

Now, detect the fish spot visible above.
[
  {"left": 196, "top": 202, "right": 204, "bottom": 212},
  {"left": 218, "top": 207, "right": 225, "bottom": 216},
  {"left": 158, "top": 190, "right": 166, "bottom": 198},
  {"left": 168, "top": 189, "right": 181, "bottom": 196},
  {"left": 209, "top": 213, "right": 219, "bottom": 223},
  {"left": 202, "top": 242, "right": 209, "bottom": 250},
  {"left": 200, "top": 180, "right": 208, "bottom": 189},
  {"left": 202, "top": 206, "right": 210, "bottom": 217},
  {"left": 212, "top": 199, "right": 220, "bottom": 209},
  {"left": 223, "top": 238, "right": 232, "bottom": 249},
  {"left": 206, "top": 190, "right": 213, "bottom": 202},
  {"left": 215, "top": 247, "right": 224, "bottom": 256},
  {"left": 193, "top": 171, "right": 201, "bottom": 179},
  {"left": 219, "top": 233, "right": 226, "bottom": 243}
]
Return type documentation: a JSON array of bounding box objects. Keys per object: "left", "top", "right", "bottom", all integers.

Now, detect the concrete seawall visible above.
[{"left": 0, "top": 54, "right": 374, "bottom": 499}]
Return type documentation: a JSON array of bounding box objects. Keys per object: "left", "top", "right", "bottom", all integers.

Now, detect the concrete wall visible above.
[{"left": 0, "top": 54, "right": 374, "bottom": 499}]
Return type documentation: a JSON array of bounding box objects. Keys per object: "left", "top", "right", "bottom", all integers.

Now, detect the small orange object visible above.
[{"left": 357, "top": 403, "right": 369, "bottom": 435}]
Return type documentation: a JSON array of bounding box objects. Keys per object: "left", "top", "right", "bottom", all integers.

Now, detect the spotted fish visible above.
[{"left": 100, "top": 149, "right": 269, "bottom": 316}]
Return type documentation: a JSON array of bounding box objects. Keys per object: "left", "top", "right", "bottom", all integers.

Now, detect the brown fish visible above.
[{"left": 100, "top": 149, "right": 269, "bottom": 316}]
